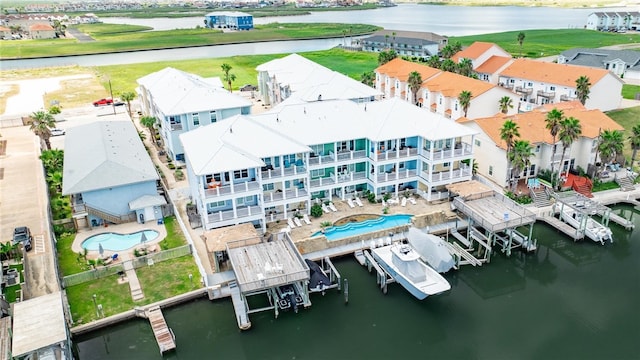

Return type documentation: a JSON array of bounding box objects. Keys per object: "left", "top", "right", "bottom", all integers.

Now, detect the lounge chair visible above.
[
  {"left": 401, "top": 197, "right": 407, "bottom": 207},
  {"left": 329, "top": 202, "right": 338, "bottom": 212},
  {"left": 388, "top": 198, "right": 399, "bottom": 206},
  {"left": 355, "top": 197, "right": 364, "bottom": 207},
  {"left": 294, "top": 217, "right": 303, "bottom": 227},
  {"left": 347, "top": 199, "right": 355, "bottom": 208},
  {"left": 322, "top": 204, "right": 331, "bottom": 213},
  {"left": 408, "top": 197, "right": 417, "bottom": 205},
  {"left": 302, "top": 214, "right": 312, "bottom": 225},
  {"left": 287, "top": 218, "right": 297, "bottom": 228},
  {"left": 382, "top": 199, "right": 387, "bottom": 207}
]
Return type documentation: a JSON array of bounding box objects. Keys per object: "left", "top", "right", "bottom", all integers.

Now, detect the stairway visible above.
[
  {"left": 86, "top": 205, "right": 127, "bottom": 224},
  {"left": 615, "top": 176, "right": 636, "bottom": 192},
  {"left": 572, "top": 180, "right": 593, "bottom": 198},
  {"left": 530, "top": 187, "right": 552, "bottom": 207}
]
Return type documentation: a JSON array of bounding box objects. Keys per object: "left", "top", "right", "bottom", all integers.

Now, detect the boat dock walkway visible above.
[
  {"left": 355, "top": 249, "right": 395, "bottom": 294},
  {"left": 536, "top": 213, "right": 584, "bottom": 241},
  {"left": 425, "top": 219, "right": 468, "bottom": 235},
  {"left": 145, "top": 306, "right": 176, "bottom": 354},
  {"left": 442, "top": 241, "right": 482, "bottom": 267},
  {"left": 229, "top": 281, "right": 251, "bottom": 330},
  {"left": 597, "top": 209, "right": 635, "bottom": 230}
]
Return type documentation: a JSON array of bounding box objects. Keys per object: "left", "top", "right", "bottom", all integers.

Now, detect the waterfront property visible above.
[
  {"left": 204, "top": 11, "right": 253, "bottom": 30},
  {"left": 452, "top": 41, "right": 511, "bottom": 72},
  {"left": 136, "top": 67, "right": 252, "bottom": 163},
  {"left": 256, "top": 53, "right": 382, "bottom": 107},
  {"left": 314, "top": 214, "right": 413, "bottom": 241},
  {"left": 459, "top": 101, "right": 625, "bottom": 190},
  {"left": 81, "top": 230, "right": 160, "bottom": 252},
  {"left": 557, "top": 48, "right": 640, "bottom": 80},
  {"left": 180, "top": 96, "right": 477, "bottom": 232},
  {"left": 62, "top": 121, "right": 167, "bottom": 229},
  {"left": 586, "top": 11, "right": 640, "bottom": 31},
  {"left": 375, "top": 57, "right": 520, "bottom": 119},
  {"left": 360, "top": 30, "right": 447, "bottom": 59}
]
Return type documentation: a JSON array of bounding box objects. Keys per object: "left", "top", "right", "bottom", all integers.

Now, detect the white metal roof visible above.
[
  {"left": 12, "top": 292, "right": 67, "bottom": 357},
  {"left": 129, "top": 194, "right": 167, "bottom": 210},
  {"left": 62, "top": 120, "right": 159, "bottom": 195},
  {"left": 137, "top": 67, "right": 251, "bottom": 116}
]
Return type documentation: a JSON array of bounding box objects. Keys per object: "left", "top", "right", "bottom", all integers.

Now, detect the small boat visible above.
[
  {"left": 372, "top": 243, "right": 451, "bottom": 300},
  {"left": 406, "top": 227, "right": 455, "bottom": 273},
  {"left": 305, "top": 259, "right": 332, "bottom": 293},
  {"left": 275, "top": 285, "right": 293, "bottom": 311},
  {"left": 560, "top": 207, "right": 613, "bottom": 245}
]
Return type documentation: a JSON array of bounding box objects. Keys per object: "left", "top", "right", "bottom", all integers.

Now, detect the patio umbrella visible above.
[
  {"left": 98, "top": 243, "right": 104, "bottom": 258},
  {"left": 140, "top": 232, "right": 148, "bottom": 247}
]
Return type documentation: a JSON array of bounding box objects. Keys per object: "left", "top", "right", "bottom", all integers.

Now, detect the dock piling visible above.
[{"left": 343, "top": 278, "right": 349, "bottom": 304}]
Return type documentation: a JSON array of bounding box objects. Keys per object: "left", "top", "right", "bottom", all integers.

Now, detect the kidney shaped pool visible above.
[{"left": 81, "top": 230, "right": 160, "bottom": 252}]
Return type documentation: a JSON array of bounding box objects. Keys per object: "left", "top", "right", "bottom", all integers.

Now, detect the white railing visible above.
[
  {"left": 336, "top": 149, "right": 367, "bottom": 162},
  {"left": 422, "top": 167, "right": 472, "bottom": 183},
  {"left": 376, "top": 147, "right": 418, "bottom": 161},
  {"left": 336, "top": 171, "right": 367, "bottom": 184},
  {"left": 261, "top": 165, "right": 306, "bottom": 180},
  {"left": 203, "top": 180, "right": 260, "bottom": 198},
  {"left": 551, "top": 152, "right": 571, "bottom": 162},
  {"left": 309, "top": 176, "right": 336, "bottom": 188},
  {"left": 263, "top": 188, "right": 308, "bottom": 204},
  {"left": 206, "top": 205, "right": 263, "bottom": 223},
  {"left": 308, "top": 153, "right": 335, "bottom": 166},
  {"left": 421, "top": 142, "right": 472, "bottom": 161},
  {"left": 376, "top": 169, "right": 418, "bottom": 183}
]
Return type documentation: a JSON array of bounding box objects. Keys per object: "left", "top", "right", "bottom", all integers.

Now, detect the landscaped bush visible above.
[
  {"left": 505, "top": 191, "right": 533, "bottom": 205},
  {"left": 167, "top": 163, "right": 176, "bottom": 170},
  {"left": 310, "top": 203, "right": 323, "bottom": 218}
]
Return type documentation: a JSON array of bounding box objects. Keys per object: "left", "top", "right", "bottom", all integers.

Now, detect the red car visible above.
[{"left": 93, "top": 98, "right": 114, "bottom": 106}]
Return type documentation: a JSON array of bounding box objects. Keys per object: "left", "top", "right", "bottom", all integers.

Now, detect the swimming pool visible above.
[
  {"left": 313, "top": 214, "right": 412, "bottom": 241},
  {"left": 81, "top": 230, "right": 160, "bottom": 252}
]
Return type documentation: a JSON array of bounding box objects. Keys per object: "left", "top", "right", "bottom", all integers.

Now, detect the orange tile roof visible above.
[
  {"left": 0, "top": 26, "right": 10, "bottom": 31},
  {"left": 376, "top": 58, "right": 441, "bottom": 82},
  {"left": 452, "top": 42, "right": 498, "bottom": 62},
  {"left": 475, "top": 56, "right": 513, "bottom": 74},
  {"left": 29, "top": 23, "right": 54, "bottom": 31},
  {"left": 423, "top": 71, "right": 494, "bottom": 98},
  {"left": 500, "top": 58, "right": 611, "bottom": 87},
  {"left": 471, "top": 103, "right": 624, "bottom": 150}
]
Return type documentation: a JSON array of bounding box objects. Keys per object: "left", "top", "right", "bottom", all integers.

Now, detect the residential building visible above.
[
  {"left": 137, "top": 67, "right": 252, "bottom": 162},
  {"left": 360, "top": 30, "right": 447, "bottom": 59},
  {"left": 452, "top": 41, "right": 512, "bottom": 69},
  {"left": 256, "top": 53, "right": 382, "bottom": 106},
  {"left": 205, "top": 11, "right": 253, "bottom": 30},
  {"left": 180, "top": 97, "right": 477, "bottom": 231},
  {"left": 62, "top": 121, "right": 166, "bottom": 228},
  {"left": 0, "top": 26, "right": 10, "bottom": 39},
  {"left": 29, "top": 23, "right": 55, "bottom": 39},
  {"left": 586, "top": 11, "right": 640, "bottom": 31},
  {"left": 498, "top": 58, "right": 623, "bottom": 112},
  {"left": 459, "top": 101, "right": 624, "bottom": 188},
  {"left": 558, "top": 48, "right": 640, "bottom": 80},
  {"left": 375, "top": 57, "right": 520, "bottom": 119}
]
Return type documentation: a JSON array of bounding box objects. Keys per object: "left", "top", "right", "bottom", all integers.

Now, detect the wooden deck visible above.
[
  {"left": 146, "top": 306, "right": 176, "bottom": 354},
  {"left": 537, "top": 213, "right": 585, "bottom": 241},
  {"left": 453, "top": 192, "right": 536, "bottom": 233}
]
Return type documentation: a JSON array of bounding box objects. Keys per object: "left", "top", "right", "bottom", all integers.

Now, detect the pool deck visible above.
[{"left": 71, "top": 221, "right": 168, "bottom": 260}]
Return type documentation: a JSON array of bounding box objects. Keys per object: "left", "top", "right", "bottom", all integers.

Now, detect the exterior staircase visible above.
[
  {"left": 530, "top": 187, "right": 552, "bottom": 207},
  {"left": 615, "top": 175, "right": 636, "bottom": 192},
  {"left": 86, "top": 205, "right": 134, "bottom": 224},
  {"left": 572, "top": 178, "right": 593, "bottom": 198}
]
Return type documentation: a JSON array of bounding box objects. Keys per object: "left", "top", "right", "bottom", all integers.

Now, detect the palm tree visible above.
[
  {"left": 598, "top": 130, "right": 624, "bottom": 174},
  {"left": 629, "top": 124, "right": 640, "bottom": 171},
  {"left": 500, "top": 119, "right": 521, "bottom": 185},
  {"left": 545, "top": 108, "right": 564, "bottom": 183},
  {"left": 427, "top": 55, "right": 441, "bottom": 69},
  {"left": 120, "top": 91, "right": 136, "bottom": 119},
  {"left": 360, "top": 71, "right": 375, "bottom": 87},
  {"left": 458, "top": 90, "right": 472, "bottom": 117},
  {"left": 407, "top": 71, "right": 423, "bottom": 106},
  {"left": 140, "top": 116, "right": 158, "bottom": 142},
  {"left": 440, "top": 44, "right": 456, "bottom": 59},
  {"left": 517, "top": 32, "right": 525, "bottom": 58},
  {"left": 221, "top": 63, "right": 236, "bottom": 92},
  {"left": 457, "top": 58, "right": 473, "bottom": 77},
  {"left": 40, "top": 149, "right": 64, "bottom": 173},
  {"left": 498, "top": 96, "right": 514, "bottom": 114},
  {"left": 440, "top": 59, "right": 457, "bottom": 72},
  {"left": 46, "top": 171, "right": 63, "bottom": 194},
  {"left": 575, "top": 75, "right": 591, "bottom": 105},
  {"left": 557, "top": 117, "right": 582, "bottom": 183},
  {"left": 508, "top": 140, "right": 534, "bottom": 192},
  {"left": 378, "top": 50, "right": 397, "bottom": 65},
  {"left": 29, "top": 110, "right": 56, "bottom": 150}
]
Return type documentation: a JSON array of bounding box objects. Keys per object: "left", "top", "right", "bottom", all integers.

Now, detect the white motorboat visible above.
[
  {"left": 560, "top": 207, "right": 613, "bottom": 245},
  {"left": 406, "top": 227, "right": 455, "bottom": 273},
  {"left": 372, "top": 243, "right": 451, "bottom": 300}
]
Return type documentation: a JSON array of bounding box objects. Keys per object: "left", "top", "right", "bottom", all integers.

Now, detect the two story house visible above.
[
  {"left": 452, "top": 41, "right": 512, "bottom": 68},
  {"left": 137, "top": 67, "right": 252, "bottom": 162},
  {"left": 558, "top": 48, "right": 640, "bottom": 80},
  {"left": 181, "top": 97, "right": 477, "bottom": 231},
  {"left": 586, "top": 11, "right": 640, "bottom": 31},
  {"left": 459, "top": 101, "right": 624, "bottom": 188}
]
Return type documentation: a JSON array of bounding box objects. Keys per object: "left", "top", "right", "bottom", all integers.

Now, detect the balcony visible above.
[
  {"left": 376, "top": 169, "right": 418, "bottom": 183},
  {"left": 170, "top": 123, "right": 183, "bottom": 131},
  {"left": 551, "top": 152, "right": 571, "bottom": 162},
  {"left": 203, "top": 180, "right": 260, "bottom": 198},
  {"left": 206, "top": 205, "right": 263, "bottom": 224},
  {"left": 514, "top": 86, "right": 533, "bottom": 95},
  {"left": 309, "top": 176, "right": 336, "bottom": 188},
  {"left": 376, "top": 147, "right": 418, "bottom": 161},
  {"left": 261, "top": 165, "right": 306, "bottom": 181},
  {"left": 422, "top": 142, "right": 472, "bottom": 161},
  {"left": 335, "top": 171, "right": 367, "bottom": 184},
  {"left": 560, "top": 94, "right": 577, "bottom": 102},
  {"left": 537, "top": 90, "right": 556, "bottom": 98},
  {"left": 263, "top": 188, "right": 309, "bottom": 204},
  {"left": 499, "top": 82, "right": 514, "bottom": 90},
  {"left": 308, "top": 153, "right": 335, "bottom": 167},
  {"left": 335, "top": 149, "right": 367, "bottom": 163},
  {"left": 421, "top": 167, "right": 472, "bottom": 184}
]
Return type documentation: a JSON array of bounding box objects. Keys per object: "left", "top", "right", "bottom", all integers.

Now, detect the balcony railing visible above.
[
  {"left": 335, "top": 171, "right": 367, "bottom": 184},
  {"left": 537, "top": 90, "right": 556, "bottom": 98},
  {"left": 263, "top": 188, "right": 308, "bottom": 204},
  {"left": 422, "top": 142, "right": 472, "bottom": 161},
  {"left": 206, "top": 205, "right": 263, "bottom": 224},
  {"left": 515, "top": 86, "right": 533, "bottom": 95},
  {"left": 560, "top": 94, "right": 577, "bottom": 101},
  {"left": 376, "top": 147, "right": 418, "bottom": 161},
  {"left": 309, "top": 175, "right": 336, "bottom": 188},
  {"left": 308, "top": 153, "right": 335, "bottom": 166},
  {"left": 551, "top": 152, "right": 571, "bottom": 162},
  {"left": 203, "top": 180, "right": 260, "bottom": 198},
  {"left": 421, "top": 167, "right": 472, "bottom": 183},
  {"left": 170, "top": 123, "right": 183, "bottom": 131},
  {"left": 261, "top": 165, "right": 306, "bottom": 181},
  {"left": 376, "top": 169, "right": 418, "bottom": 183},
  {"left": 336, "top": 149, "right": 367, "bottom": 162}
]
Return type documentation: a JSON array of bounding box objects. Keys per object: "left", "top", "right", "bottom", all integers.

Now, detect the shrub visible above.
[
  {"left": 320, "top": 221, "right": 332, "bottom": 228},
  {"left": 310, "top": 204, "right": 323, "bottom": 218},
  {"left": 367, "top": 192, "right": 376, "bottom": 203},
  {"left": 167, "top": 163, "right": 176, "bottom": 170},
  {"left": 49, "top": 105, "right": 61, "bottom": 114}
]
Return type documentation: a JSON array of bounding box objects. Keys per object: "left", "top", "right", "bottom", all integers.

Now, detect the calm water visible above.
[{"left": 75, "top": 204, "right": 640, "bottom": 360}]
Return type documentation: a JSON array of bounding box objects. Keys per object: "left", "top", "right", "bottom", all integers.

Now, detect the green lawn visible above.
[
  {"left": 135, "top": 255, "right": 202, "bottom": 303},
  {"left": 159, "top": 216, "right": 187, "bottom": 250},
  {"left": 66, "top": 275, "right": 135, "bottom": 324},
  {"left": 605, "top": 106, "right": 640, "bottom": 164},
  {"left": 622, "top": 84, "right": 640, "bottom": 100},
  {"left": 56, "top": 232, "right": 87, "bottom": 276},
  {"left": 3, "top": 263, "right": 24, "bottom": 303}
]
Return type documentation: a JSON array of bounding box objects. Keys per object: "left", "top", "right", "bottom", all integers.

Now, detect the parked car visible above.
[
  {"left": 50, "top": 128, "right": 65, "bottom": 136},
  {"left": 13, "top": 226, "right": 32, "bottom": 245},
  {"left": 93, "top": 98, "right": 113, "bottom": 106},
  {"left": 240, "top": 84, "right": 257, "bottom": 92}
]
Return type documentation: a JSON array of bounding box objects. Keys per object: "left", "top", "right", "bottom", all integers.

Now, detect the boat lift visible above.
[{"left": 354, "top": 249, "right": 395, "bottom": 294}]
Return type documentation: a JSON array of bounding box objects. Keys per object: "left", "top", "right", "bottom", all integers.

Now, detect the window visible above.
[
  {"left": 209, "top": 201, "right": 225, "bottom": 208},
  {"left": 263, "top": 183, "right": 274, "bottom": 191},
  {"left": 443, "top": 162, "right": 450, "bottom": 168},
  {"left": 234, "top": 169, "right": 248, "bottom": 179},
  {"left": 489, "top": 166, "right": 493, "bottom": 176},
  {"left": 549, "top": 86, "right": 555, "bottom": 91},
  {"left": 529, "top": 164, "right": 536, "bottom": 176},
  {"left": 474, "top": 139, "right": 481, "bottom": 146},
  {"left": 310, "top": 169, "right": 322, "bottom": 178},
  {"left": 509, "top": 79, "right": 514, "bottom": 84},
  {"left": 236, "top": 196, "right": 254, "bottom": 206},
  {"left": 612, "top": 63, "right": 616, "bottom": 69},
  {"left": 535, "top": 145, "right": 541, "bottom": 153},
  {"left": 454, "top": 102, "right": 458, "bottom": 111},
  {"left": 210, "top": 111, "right": 217, "bottom": 123},
  {"left": 527, "top": 82, "right": 533, "bottom": 87},
  {"left": 169, "top": 116, "right": 180, "bottom": 125},
  {"left": 439, "top": 96, "right": 442, "bottom": 105},
  {"left": 337, "top": 140, "right": 353, "bottom": 152},
  {"left": 192, "top": 113, "right": 200, "bottom": 126}
]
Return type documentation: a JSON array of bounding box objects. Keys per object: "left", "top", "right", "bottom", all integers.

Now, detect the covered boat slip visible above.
[
  {"left": 449, "top": 183, "right": 537, "bottom": 258},
  {"left": 551, "top": 191, "right": 634, "bottom": 231}
]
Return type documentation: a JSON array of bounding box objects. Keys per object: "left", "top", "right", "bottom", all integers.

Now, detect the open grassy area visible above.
[
  {"left": 135, "top": 255, "right": 202, "bottom": 303},
  {"left": 605, "top": 105, "right": 640, "bottom": 163},
  {"left": 0, "top": 23, "right": 380, "bottom": 59},
  {"left": 66, "top": 275, "right": 135, "bottom": 324},
  {"left": 158, "top": 216, "right": 187, "bottom": 250},
  {"left": 56, "top": 232, "right": 87, "bottom": 276},
  {"left": 451, "top": 29, "right": 640, "bottom": 58},
  {"left": 622, "top": 84, "right": 640, "bottom": 100},
  {"left": 3, "top": 263, "right": 24, "bottom": 303}
]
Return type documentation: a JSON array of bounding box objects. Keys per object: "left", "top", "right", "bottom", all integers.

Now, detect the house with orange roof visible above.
[
  {"left": 29, "top": 23, "right": 55, "bottom": 39},
  {"left": 375, "top": 57, "right": 520, "bottom": 120},
  {"left": 0, "top": 26, "right": 10, "bottom": 39},
  {"left": 497, "top": 58, "right": 622, "bottom": 112},
  {"left": 458, "top": 101, "right": 624, "bottom": 188},
  {"left": 474, "top": 55, "right": 513, "bottom": 83},
  {"left": 452, "top": 41, "right": 511, "bottom": 70}
]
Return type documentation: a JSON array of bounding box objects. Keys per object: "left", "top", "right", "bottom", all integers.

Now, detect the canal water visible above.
[{"left": 75, "top": 204, "right": 640, "bottom": 359}]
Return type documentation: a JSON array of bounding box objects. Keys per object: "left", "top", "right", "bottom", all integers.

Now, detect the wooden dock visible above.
[
  {"left": 229, "top": 281, "right": 251, "bottom": 330},
  {"left": 598, "top": 209, "right": 635, "bottom": 230},
  {"left": 537, "top": 214, "right": 584, "bottom": 241},
  {"left": 146, "top": 306, "right": 176, "bottom": 354}
]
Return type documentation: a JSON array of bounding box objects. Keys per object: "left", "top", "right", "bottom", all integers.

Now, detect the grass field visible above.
[
  {"left": 66, "top": 275, "right": 135, "bottom": 324},
  {"left": 135, "top": 255, "right": 202, "bottom": 303},
  {"left": 56, "top": 232, "right": 87, "bottom": 276},
  {"left": 605, "top": 106, "right": 640, "bottom": 164},
  {"left": 622, "top": 84, "right": 640, "bottom": 100}
]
